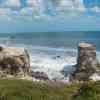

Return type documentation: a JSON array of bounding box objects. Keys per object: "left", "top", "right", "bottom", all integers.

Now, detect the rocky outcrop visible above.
[
  {"left": 72, "top": 43, "right": 100, "bottom": 81},
  {"left": 31, "top": 71, "right": 49, "bottom": 80},
  {"left": 0, "top": 46, "right": 30, "bottom": 78}
]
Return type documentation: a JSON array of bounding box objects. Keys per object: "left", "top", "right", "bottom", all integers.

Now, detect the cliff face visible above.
[
  {"left": 0, "top": 46, "right": 30, "bottom": 78},
  {"left": 72, "top": 43, "right": 100, "bottom": 81}
]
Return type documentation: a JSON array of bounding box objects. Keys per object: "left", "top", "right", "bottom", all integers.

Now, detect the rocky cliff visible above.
[{"left": 0, "top": 46, "right": 30, "bottom": 78}]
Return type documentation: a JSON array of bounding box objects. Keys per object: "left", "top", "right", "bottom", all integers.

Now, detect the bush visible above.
[{"left": 73, "top": 81, "right": 100, "bottom": 100}]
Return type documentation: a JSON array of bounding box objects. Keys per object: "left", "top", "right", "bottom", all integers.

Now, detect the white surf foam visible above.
[
  {"left": 30, "top": 46, "right": 100, "bottom": 80},
  {"left": 30, "top": 47, "right": 77, "bottom": 80}
]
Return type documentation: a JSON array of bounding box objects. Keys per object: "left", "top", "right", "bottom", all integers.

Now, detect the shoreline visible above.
[{"left": 0, "top": 42, "right": 100, "bottom": 83}]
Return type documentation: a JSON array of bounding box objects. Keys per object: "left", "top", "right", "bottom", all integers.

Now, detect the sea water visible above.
[{"left": 0, "top": 31, "right": 100, "bottom": 80}]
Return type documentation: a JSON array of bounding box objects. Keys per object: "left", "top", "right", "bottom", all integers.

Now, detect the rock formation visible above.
[
  {"left": 72, "top": 43, "right": 100, "bottom": 81},
  {"left": 0, "top": 46, "right": 30, "bottom": 78},
  {"left": 31, "top": 71, "right": 49, "bottom": 80}
]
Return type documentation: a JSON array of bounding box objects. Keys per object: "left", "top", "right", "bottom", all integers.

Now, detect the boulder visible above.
[
  {"left": 31, "top": 71, "right": 49, "bottom": 80},
  {"left": 72, "top": 43, "right": 100, "bottom": 81},
  {"left": 0, "top": 46, "right": 30, "bottom": 78}
]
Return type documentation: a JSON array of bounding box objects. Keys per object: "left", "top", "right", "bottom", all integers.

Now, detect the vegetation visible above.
[
  {"left": 0, "top": 79, "right": 78, "bottom": 100},
  {"left": 0, "top": 79, "right": 100, "bottom": 100},
  {"left": 73, "top": 81, "right": 100, "bottom": 100},
  {"left": 97, "top": 63, "right": 100, "bottom": 69}
]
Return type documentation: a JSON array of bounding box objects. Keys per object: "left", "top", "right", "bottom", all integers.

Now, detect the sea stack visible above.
[{"left": 72, "top": 42, "right": 99, "bottom": 81}]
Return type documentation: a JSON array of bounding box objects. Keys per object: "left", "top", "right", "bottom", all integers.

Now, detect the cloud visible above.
[
  {"left": 74, "top": 0, "right": 86, "bottom": 12},
  {"left": 2, "top": 0, "right": 21, "bottom": 9},
  {"left": 55, "top": 0, "right": 74, "bottom": 11},
  {"left": 90, "top": 6, "right": 100, "bottom": 13},
  {"left": 0, "top": 0, "right": 87, "bottom": 16},
  {"left": 26, "top": 0, "right": 45, "bottom": 15},
  {"left": 20, "top": 7, "right": 34, "bottom": 16},
  {"left": 0, "top": 8, "right": 11, "bottom": 15},
  {"left": 26, "top": 0, "right": 43, "bottom": 8},
  {"left": 0, "top": 0, "right": 100, "bottom": 17},
  {"left": 52, "top": 0, "right": 86, "bottom": 13},
  {"left": 26, "top": 0, "right": 36, "bottom": 7}
]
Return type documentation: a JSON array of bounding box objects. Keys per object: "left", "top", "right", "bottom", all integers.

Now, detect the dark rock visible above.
[
  {"left": 0, "top": 47, "right": 30, "bottom": 78},
  {"left": 52, "top": 55, "right": 61, "bottom": 59},
  {"left": 57, "top": 56, "right": 61, "bottom": 58},
  {"left": 31, "top": 71, "right": 49, "bottom": 80},
  {"left": 0, "top": 46, "right": 3, "bottom": 51},
  {"left": 71, "top": 43, "right": 99, "bottom": 81}
]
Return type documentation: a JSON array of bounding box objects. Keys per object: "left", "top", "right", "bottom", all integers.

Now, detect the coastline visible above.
[{"left": 0, "top": 42, "right": 100, "bottom": 83}]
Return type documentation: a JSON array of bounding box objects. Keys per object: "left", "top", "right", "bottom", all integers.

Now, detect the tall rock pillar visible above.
[{"left": 72, "top": 43, "right": 99, "bottom": 81}]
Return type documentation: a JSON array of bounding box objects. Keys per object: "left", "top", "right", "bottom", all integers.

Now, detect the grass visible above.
[
  {"left": 0, "top": 79, "right": 99, "bottom": 100},
  {"left": 0, "top": 79, "right": 79, "bottom": 100},
  {"left": 73, "top": 81, "right": 100, "bottom": 100}
]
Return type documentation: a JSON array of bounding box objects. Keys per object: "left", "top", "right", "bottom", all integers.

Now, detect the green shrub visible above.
[{"left": 73, "top": 81, "right": 100, "bottom": 100}]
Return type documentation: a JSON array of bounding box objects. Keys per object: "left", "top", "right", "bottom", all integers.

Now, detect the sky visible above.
[{"left": 0, "top": 0, "right": 100, "bottom": 33}]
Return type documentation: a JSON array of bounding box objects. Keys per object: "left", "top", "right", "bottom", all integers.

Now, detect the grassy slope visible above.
[
  {"left": 0, "top": 79, "right": 100, "bottom": 100},
  {"left": 0, "top": 79, "right": 79, "bottom": 100}
]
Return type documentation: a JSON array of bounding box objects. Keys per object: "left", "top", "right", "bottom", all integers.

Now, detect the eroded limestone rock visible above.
[
  {"left": 72, "top": 43, "right": 100, "bottom": 81},
  {"left": 0, "top": 46, "right": 30, "bottom": 78}
]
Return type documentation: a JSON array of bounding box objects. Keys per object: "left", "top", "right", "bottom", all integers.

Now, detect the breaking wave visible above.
[{"left": 30, "top": 46, "right": 77, "bottom": 80}]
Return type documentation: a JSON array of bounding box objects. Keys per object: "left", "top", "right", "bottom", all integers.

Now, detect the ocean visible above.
[{"left": 0, "top": 31, "right": 100, "bottom": 80}]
